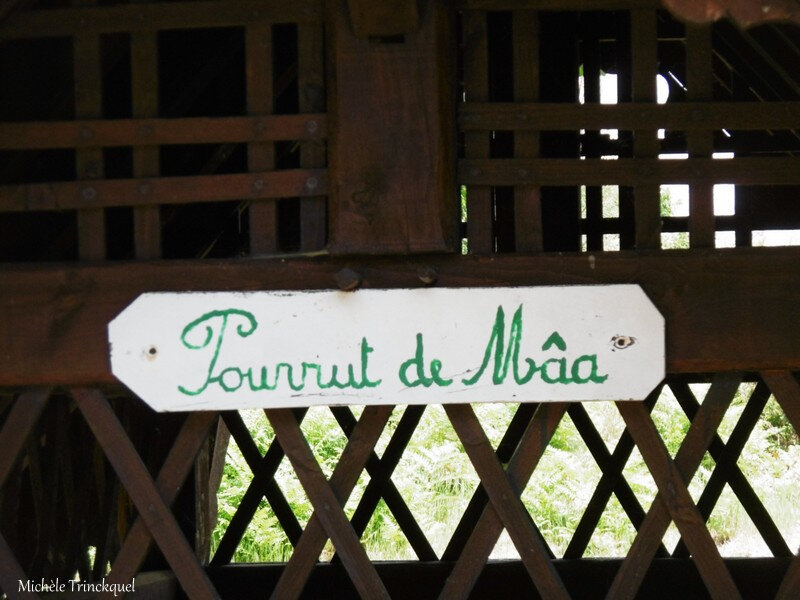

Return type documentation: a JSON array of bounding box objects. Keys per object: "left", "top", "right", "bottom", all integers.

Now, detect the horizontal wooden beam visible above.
[
  {"left": 0, "top": 114, "right": 326, "bottom": 150},
  {"left": 460, "top": 102, "right": 800, "bottom": 132},
  {"left": 0, "top": 169, "right": 327, "bottom": 211},
  {"left": 455, "top": 0, "right": 657, "bottom": 9},
  {"left": 1, "top": 249, "right": 799, "bottom": 386},
  {"left": 0, "top": 0, "right": 322, "bottom": 39},
  {"left": 459, "top": 157, "right": 800, "bottom": 186}
]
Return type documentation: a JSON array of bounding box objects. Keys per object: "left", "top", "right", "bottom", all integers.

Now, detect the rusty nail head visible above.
[
  {"left": 469, "top": 168, "right": 481, "bottom": 177},
  {"left": 139, "top": 182, "right": 152, "bottom": 195},
  {"left": 253, "top": 178, "right": 265, "bottom": 191},
  {"left": 306, "top": 176, "right": 319, "bottom": 191},
  {"left": 82, "top": 187, "right": 97, "bottom": 200},
  {"left": 79, "top": 126, "right": 93, "bottom": 141},
  {"left": 417, "top": 266, "right": 438, "bottom": 285},
  {"left": 517, "top": 168, "right": 530, "bottom": 178},
  {"left": 335, "top": 268, "right": 361, "bottom": 291},
  {"left": 254, "top": 120, "right": 266, "bottom": 134},
  {"left": 306, "top": 120, "right": 319, "bottom": 134}
]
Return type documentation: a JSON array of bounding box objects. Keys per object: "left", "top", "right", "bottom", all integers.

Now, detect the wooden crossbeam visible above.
[
  {"left": 0, "top": 115, "right": 327, "bottom": 150},
  {"left": 609, "top": 373, "right": 743, "bottom": 600},
  {"left": 0, "top": 389, "right": 49, "bottom": 599},
  {"left": 266, "top": 406, "right": 392, "bottom": 600},
  {"left": 760, "top": 370, "right": 800, "bottom": 600},
  {"left": 103, "top": 411, "right": 218, "bottom": 592},
  {"left": 458, "top": 157, "right": 800, "bottom": 187},
  {"left": 0, "top": 0, "right": 322, "bottom": 39},
  {"left": 331, "top": 406, "right": 437, "bottom": 561},
  {"left": 71, "top": 389, "right": 219, "bottom": 599},
  {"left": 439, "top": 402, "right": 567, "bottom": 599},
  {"left": 444, "top": 403, "right": 570, "bottom": 599},
  {"left": 671, "top": 381, "right": 790, "bottom": 558},
  {"left": 442, "top": 402, "right": 542, "bottom": 560},
  {"left": 565, "top": 390, "right": 668, "bottom": 559},
  {"left": 459, "top": 101, "right": 800, "bottom": 132},
  {"left": 0, "top": 169, "right": 327, "bottom": 212},
  {"left": 210, "top": 409, "right": 307, "bottom": 564}
]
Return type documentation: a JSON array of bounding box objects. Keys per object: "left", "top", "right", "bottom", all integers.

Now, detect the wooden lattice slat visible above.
[
  {"left": 608, "top": 374, "right": 742, "bottom": 599},
  {"left": 512, "top": 9, "right": 542, "bottom": 253},
  {"left": 246, "top": 23, "right": 278, "bottom": 255},
  {"left": 266, "top": 406, "right": 392, "bottom": 600},
  {"left": 686, "top": 24, "right": 716, "bottom": 249},
  {"left": 463, "top": 10, "right": 493, "bottom": 254},
  {"left": 71, "top": 389, "right": 219, "bottom": 599}
]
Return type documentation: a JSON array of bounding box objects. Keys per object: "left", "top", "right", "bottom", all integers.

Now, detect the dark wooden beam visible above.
[
  {"left": 346, "top": 0, "right": 419, "bottom": 38},
  {"left": 0, "top": 0, "right": 322, "bottom": 39},
  {"left": 1, "top": 249, "right": 800, "bottom": 386},
  {"left": 327, "top": 0, "right": 457, "bottom": 253}
]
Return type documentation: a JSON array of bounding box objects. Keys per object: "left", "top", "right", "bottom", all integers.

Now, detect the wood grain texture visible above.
[
  {"left": 328, "top": 0, "right": 457, "bottom": 253},
  {"left": 2, "top": 250, "right": 800, "bottom": 386},
  {"left": 0, "top": 115, "right": 327, "bottom": 150},
  {"left": 0, "top": 169, "right": 327, "bottom": 212},
  {"left": 0, "top": 0, "right": 322, "bottom": 39}
]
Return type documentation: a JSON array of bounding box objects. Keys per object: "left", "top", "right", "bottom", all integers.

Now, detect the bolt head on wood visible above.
[
  {"left": 417, "top": 266, "right": 438, "bottom": 285},
  {"left": 335, "top": 268, "right": 362, "bottom": 291}
]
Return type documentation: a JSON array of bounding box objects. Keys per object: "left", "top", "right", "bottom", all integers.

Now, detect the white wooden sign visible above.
[{"left": 108, "top": 285, "right": 665, "bottom": 412}]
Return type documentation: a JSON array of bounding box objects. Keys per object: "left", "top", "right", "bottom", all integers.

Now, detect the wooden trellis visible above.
[{"left": 1, "top": 0, "right": 800, "bottom": 598}]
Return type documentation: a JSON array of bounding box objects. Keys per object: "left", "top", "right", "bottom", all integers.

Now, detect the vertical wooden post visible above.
[
  {"left": 463, "top": 10, "right": 492, "bottom": 254},
  {"left": 631, "top": 9, "right": 661, "bottom": 250},
  {"left": 298, "top": 19, "right": 327, "bottom": 251},
  {"left": 512, "top": 10, "right": 542, "bottom": 253},
  {"left": 246, "top": 24, "right": 278, "bottom": 255},
  {"left": 328, "top": 0, "right": 457, "bottom": 253},
  {"left": 686, "top": 24, "right": 715, "bottom": 248},
  {"left": 73, "top": 1, "right": 105, "bottom": 261},
  {"left": 131, "top": 25, "right": 161, "bottom": 259}
]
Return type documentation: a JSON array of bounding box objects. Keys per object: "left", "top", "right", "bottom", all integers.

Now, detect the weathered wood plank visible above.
[
  {"left": 462, "top": 9, "right": 493, "bottom": 255},
  {"left": 459, "top": 101, "right": 800, "bottom": 131},
  {"left": 73, "top": 28, "right": 105, "bottom": 261},
  {"left": 631, "top": 9, "right": 660, "bottom": 250},
  {"left": 298, "top": 19, "right": 327, "bottom": 252},
  {"left": 346, "top": 0, "right": 419, "bottom": 37},
  {"left": 2, "top": 250, "right": 800, "bottom": 386},
  {"left": 686, "top": 25, "right": 715, "bottom": 249},
  {"left": 71, "top": 389, "right": 220, "bottom": 599},
  {"left": 0, "top": 115, "right": 327, "bottom": 150},
  {"left": 266, "top": 406, "right": 391, "bottom": 600},
  {"left": 246, "top": 24, "right": 278, "bottom": 256},
  {"left": 459, "top": 157, "right": 800, "bottom": 186},
  {"left": 0, "top": 169, "right": 327, "bottom": 212},
  {"left": 444, "top": 403, "right": 570, "bottom": 600},
  {"left": 457, "top": 0, "right": 657, "bottom": 8},
  {"left": 131, "top": 26, "right": 161, "bottom": 260},
  {"left": 0, "top": 0, "right": 322, "bottom": 39},
  {"left": 328, "top": 0, "right": 457, "bottom": 253},
  {"left": 512, "top": 10, "right": 542, "bottom": 253}
]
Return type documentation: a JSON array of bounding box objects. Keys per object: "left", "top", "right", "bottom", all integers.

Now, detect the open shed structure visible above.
[{"left": 1, "top": 0, "right": 800, "bottom": 597}]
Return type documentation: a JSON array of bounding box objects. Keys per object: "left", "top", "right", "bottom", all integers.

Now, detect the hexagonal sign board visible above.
[{"left": 109, "top": 285, "right": 665, "bottom": 411}]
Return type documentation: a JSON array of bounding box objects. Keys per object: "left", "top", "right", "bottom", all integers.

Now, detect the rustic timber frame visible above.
[{"left": 1, "top": 0, "right": 800, "bottom": 598}]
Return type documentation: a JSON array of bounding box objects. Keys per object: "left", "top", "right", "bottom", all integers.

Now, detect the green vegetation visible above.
[{"left": 212, "top": 383, "right": 800, "bottom": 562}]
